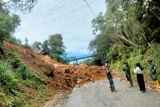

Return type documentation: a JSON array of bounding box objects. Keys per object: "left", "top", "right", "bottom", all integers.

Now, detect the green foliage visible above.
[
  {"left": 41, "top": 34, "right": 67, "bottom": 63},
  {"left": 0, "top": 61, "right": 18, "bottom": 92},
  {"left": 108, "top": 44, "right": 160, "bottom": 81},
  {"left": 1, "top": 0, "right": 37, "bottom": 12},
  {"left": 89, "top": 33, "right": 112, "bottom": 54},
  {"left": 141, "top": 0, "right": 160, "bottom": 43},
  {"left": 89, "top": 0, "right": 160, "bottom": 82},
  {"left": 42, "top": 34, "right": 65, "bottom": 55},
  {"left": 0, "top": 92, "right": 12, "bottom": 107},
  {"left": 107, "top": 45, "right": 120, "bottom": 62},
  {"left": 24, "top": 37, "right": 30, "bottom": 47},
  {"left": 0, "top": 10, "right": 20, "bottom": 46},
  {"left": 0, "top": 51, "right": 49, "bottom": 106},
  {"left": 7, "top": 52, "right": 45, "bottom": 86},
  {"left": 48, "top": 34, "right": 65, "bottom": 55},
  {"left": 80, "top": 59, "right": 96, "bottom": 66},
  {"left": 90, "top": 0, "right": 160, "bottom": 56},
  {"left": 9, "top": 36, "right": 22, "bottom": 45},
  {"left": 42, "top": 40, "right": 50, "bottom": 53},
  {"left": 49, "top": 53, "right": 68, "bottom": 64},
  {"left": 11, "top": 97, "right": 23, "bottom": 107},
  {"left": 0, "top": 91, "right": 23, "bottom": 107}
]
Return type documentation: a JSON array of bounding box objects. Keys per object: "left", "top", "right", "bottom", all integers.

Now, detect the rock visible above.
[{"left": 77, "top": 78, "right": 82, "bottom": 84}]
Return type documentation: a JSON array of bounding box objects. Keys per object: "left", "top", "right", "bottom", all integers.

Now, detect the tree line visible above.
[
  {"left": 0, "top": 0, "right": 67, "bottom": 64},
  {"left": 88, "top": 0, "right": 160, "bottom": 64},
  {"left": 0, "top": 0, "right": 37, "bottom": 47}
]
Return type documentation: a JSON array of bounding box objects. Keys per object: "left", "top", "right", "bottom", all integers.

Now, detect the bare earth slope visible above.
[{"left": 4, "top": 43, "right": 107, "bottom": 90}]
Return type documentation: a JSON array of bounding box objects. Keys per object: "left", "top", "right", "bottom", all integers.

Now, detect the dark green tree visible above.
[
  {"left": 0, "top": 6, "right": 20, "bottom": 46},
  {"left": 24, "top": 37, "right": 29, "bottom": 46},
  {"left": 48, "top": 34, "right": 65, "bottom": 55},
  {"left": 89, "top": 0, "right": 160, "bottom": 64},
  {"left": 1, "top": 0, "right": 37, "bottom": 12},
  {"left": 90, "top": 0, "right": 160, "bottom": 52},
  {"left": 42, "top": 40, "right": 50, "bottom": 53},
  {"left": 9, "top": 36, "right": 22, "bottom": 45}
]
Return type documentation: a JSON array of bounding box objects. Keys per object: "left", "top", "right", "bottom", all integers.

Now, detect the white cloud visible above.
[{"left": 14, "top": 0, "right": 106, "bottom": 55}]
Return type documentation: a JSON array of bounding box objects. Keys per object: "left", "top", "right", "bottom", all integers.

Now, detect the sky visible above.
[{"left": 14, "top": 0, "right": 106, "bottom": 56}]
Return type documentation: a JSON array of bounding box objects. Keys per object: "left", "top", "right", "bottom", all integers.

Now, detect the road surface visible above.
[{"left": 52, "top": 80, "right": 160, "bottom": 107}]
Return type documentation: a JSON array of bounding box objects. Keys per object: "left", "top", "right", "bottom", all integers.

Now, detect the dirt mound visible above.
[
  {"left": 5, "top": 43, "right": 160, "bottom": 94},
  {"left": 4, "top": 42, "right": 106, "bottom": 90},
  {"left": 48, "top": 65, "right": 106, "bottom": 90}
]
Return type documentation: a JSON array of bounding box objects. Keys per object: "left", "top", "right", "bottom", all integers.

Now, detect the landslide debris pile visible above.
[
  {"left": 4, "top": 43, "right": 106, "bottom": 90},
  {"left": 47, "top": 64, "right": 106, "bottom": 90},
  {"left": 5, "top": 43, "right": 160, "bottom": 94}
]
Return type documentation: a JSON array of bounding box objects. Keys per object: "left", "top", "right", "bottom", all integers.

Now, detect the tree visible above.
[
  {"left": 90, "top": 0, "right": 160, "bottom": 52},
  {"left": 1, "top": 0, "right": 37, "bottom": 12},
  {"left": 48, "top": 34, "right": 65, "bottom": 55},
  {"left": 24, "top": 37, "right": 29, "bottom": 46},
  {"left": 0, "top": 0, "right": 37, "bottom": 46},
  {"left": 0, "top": 6, "right": 20, "bottom": 46},
  {"left": 42, "top": 40, "right": 50, "bottom": 53},
  {"left": 41, "top": 34, "right": 67, "bottom": 63},
  {"left": 139, "top": 0, "right": 160, "bottom": 43},
  {"left": 9, "top": 36, "right": 22, "bottom": 45}
]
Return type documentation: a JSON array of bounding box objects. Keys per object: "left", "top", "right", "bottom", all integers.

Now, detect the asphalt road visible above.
[{"left": 54, "top": 80, "right": 160, "bottom": 107}]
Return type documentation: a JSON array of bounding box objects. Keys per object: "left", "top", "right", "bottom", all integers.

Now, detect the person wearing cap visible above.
[
  {"left": 134, "top": 63, "right": 146, "bottom": 93},
  {"left": 147, "top": 60, "right": 160, "bottom": 88},
  {"left": 123, "top": 61, "right": 133, "bottom": 87},
  {"left": 105, "top": 61, "right": 116, "bottom": 92}
]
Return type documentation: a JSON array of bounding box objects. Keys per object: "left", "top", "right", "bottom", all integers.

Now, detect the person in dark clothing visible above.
[
  {"left": 123, "top": 61, "right": 133, "bottom": 87},
  {"left": 134, "top": 63, "right": 146, "bottom": 93},
  {"left": 105, "top": 61, "right": 116, "bottom": 92},
  {"left": 147, "top": 60, "right": 160, "bottom": 88}
]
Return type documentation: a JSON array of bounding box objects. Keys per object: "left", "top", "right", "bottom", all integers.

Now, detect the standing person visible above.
[
  {"left": 123, "top": 61, "right": 133, "bottom": 87},
  {"left": 134, "top": 63, "right": 146, "bottom": 93},
  {"left": 105, "top": 60, "right": 116, "bottom": 92},
  {"left": 147, "top": 60, "right": 160, "bottom": 88}
]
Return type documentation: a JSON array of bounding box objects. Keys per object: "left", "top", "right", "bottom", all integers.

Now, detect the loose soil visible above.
[{"left": 4, "top": 42, "right": 160, "bottom": 107}]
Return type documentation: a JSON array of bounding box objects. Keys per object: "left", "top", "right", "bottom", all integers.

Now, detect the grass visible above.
[
  {"left": 18, "top": 86, "right": 55, "bottom": 107},
  {"left": 0, "top": 51, "right": 54, "bottom": 106}
]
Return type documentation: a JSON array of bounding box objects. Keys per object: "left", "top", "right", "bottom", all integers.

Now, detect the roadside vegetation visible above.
[
  {"left": 0, "top": 0, "right": 54, "bottom": 106},
  {"left": 87, "top": 0, "right": 160, "bottom": 81},
  {"left": 0, "top": 51, "right": 54, "bottom": 106}
]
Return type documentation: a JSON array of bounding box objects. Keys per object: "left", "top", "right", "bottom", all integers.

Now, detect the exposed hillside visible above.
[
  {"left": 4, "top": 43, "right": 108, "bottom": 89},
  {"left": 0, "top": 43, "right": 52, "bottom": 107},
  {"left": 0, "top": 43, "right": 109, "bottom": 107},
  {"left": 1, "top": 42, "right": 160, "bottom": 106}
]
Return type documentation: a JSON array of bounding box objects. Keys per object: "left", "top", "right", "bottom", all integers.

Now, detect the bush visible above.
[
  {"left": 0, "top": 49, "right": 49, "bottom": 106},
  {"left": 109, "top": 44, "right": 160, "bottom": 81},
  {"left": 6, "top": 52, "right": 45, "bottom": 87},
  {"left": 11, "top": 97, "right": 23, "bottom": 107},
  {"left": 0, "top": 92, "right": 12, "bottom": 107},
  {"left": 49, "top": 53, "right": 68, "bottom": 64},
  {"left": 0, "top": 61, "right": 17, "bottom": 92},
  {"left": 9, "top": 36, "right": 22, "bottom": 45},
  {"left": 0, "top": 92, "right": 23, "bottom": 107},
  {"left": 80, "top": 59, "right": 96, "bottom": 66}
]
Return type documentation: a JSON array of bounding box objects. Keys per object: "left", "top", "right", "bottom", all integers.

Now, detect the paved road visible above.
[{"left": 54, "top": 80, "right": 160, "bottom": 107}]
